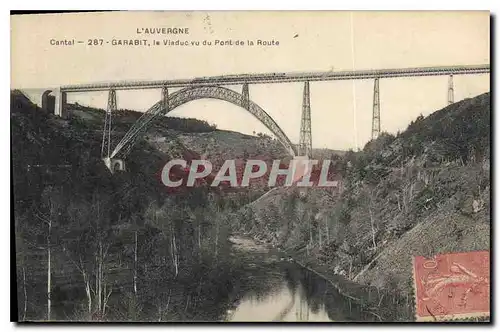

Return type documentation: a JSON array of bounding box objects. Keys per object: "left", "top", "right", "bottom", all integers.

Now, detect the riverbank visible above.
[
  {"left": 230, "top": 234, "right": 414, "bottom": 322},
  {"left": 288, "top": 248, "right": 415, "bottom": 321}
]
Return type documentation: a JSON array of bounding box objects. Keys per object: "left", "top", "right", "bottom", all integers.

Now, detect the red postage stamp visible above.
[{"left": 413, "top": 250, "right": 490, "bottom": 321}]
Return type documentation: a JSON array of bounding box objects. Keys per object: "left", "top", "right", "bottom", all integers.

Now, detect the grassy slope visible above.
[{"left": 239, "top": 92, "right": 491, "bottom": 295}]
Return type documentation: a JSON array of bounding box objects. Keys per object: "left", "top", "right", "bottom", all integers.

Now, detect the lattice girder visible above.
[{"left": 111, "top": 85, "right": 297, "bottom": 158}]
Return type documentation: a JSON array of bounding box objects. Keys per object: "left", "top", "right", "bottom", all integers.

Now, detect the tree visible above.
[
  {"left": 15, "top": 212, "right": 30, "bottom": 321},
  {"left": 145, "top": 200, "right": 180, "bottom": 279},
  {"left": 34, "top": 186, "right": 65, "bottom": 321},
  {"left": 368, "top": 188, "right": 378, "bottom": 251},
  {"left": 61, "top": 192, "right": 114, "bottom": 320}
]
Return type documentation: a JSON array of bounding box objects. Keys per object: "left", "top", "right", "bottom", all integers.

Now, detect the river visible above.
[{"left": 219, "top": 236, "right": 383, "bottom": 322}]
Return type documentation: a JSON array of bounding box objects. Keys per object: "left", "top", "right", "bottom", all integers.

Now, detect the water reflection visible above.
[
  {"left": 184, "top": 238, "right": 411, "bottom": 322},
  {"left": 224, "top": 261, "right": 378, "bottom": 322},
  {"left": 229, "top": 281, "right": 332, "bottom": 322}
]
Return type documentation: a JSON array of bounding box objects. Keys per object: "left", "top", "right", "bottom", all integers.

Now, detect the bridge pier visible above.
[
  {"left": 41, "top": 90, "right": 55, "bottom": 112},
  {"left": 41, "top": 88, "right": 67, "bottom": 118},
  {"left": 103, "top": 157, "right": 126, "bottom": 173},
  {"left": 298, "top": 81, "right": 312, "bottom": 158},
  {"left": 101, "top": 89, "right": 116, "bottom": 158},
  {"left": 448, "top": 74, "right": 454, "bottom": 105},
  {"left": 372, "top": 78, "right": 381, "bottom": 140},
  {"left": 242, "top": 83, "right": 249, "bottom": 110},
  {"left": 162, "top": 86, "right": 169, "bottom": 114}
]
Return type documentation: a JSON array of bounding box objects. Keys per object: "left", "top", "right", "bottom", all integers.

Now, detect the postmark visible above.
[{"left": 413, "top": 250, "right": 490, "bottom": 321}]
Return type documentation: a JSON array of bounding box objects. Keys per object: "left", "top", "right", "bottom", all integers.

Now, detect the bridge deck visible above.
[{"left": 60, "top": 64, "right": 490, "bottom": 92}]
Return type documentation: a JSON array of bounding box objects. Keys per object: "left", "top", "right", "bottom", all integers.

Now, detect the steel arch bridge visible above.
[
  {"left": 110, "top": 85, "right": 297, "bottom": 159},
  {"left": 36, "top": 64, "right": 490, "bottom": 172}
]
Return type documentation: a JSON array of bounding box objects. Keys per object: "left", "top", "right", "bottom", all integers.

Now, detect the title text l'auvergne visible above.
[{"left": 136, "top": 27, "right": 190, "bottom": 35}]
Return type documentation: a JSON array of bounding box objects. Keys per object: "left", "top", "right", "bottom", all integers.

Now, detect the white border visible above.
[{"left": 4, "top": 1, "right": 498, "bottom": 10}]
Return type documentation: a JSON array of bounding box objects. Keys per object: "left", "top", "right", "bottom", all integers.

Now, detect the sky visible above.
[{"left": 11, "top": 11, "right": 490, "bottom": 150}]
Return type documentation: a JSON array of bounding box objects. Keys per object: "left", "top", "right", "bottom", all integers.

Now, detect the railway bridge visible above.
[{"left": 38, "top": 64, "right": 489, "bottom": 173}]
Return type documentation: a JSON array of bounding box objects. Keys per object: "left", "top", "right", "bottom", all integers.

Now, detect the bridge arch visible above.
[{"left": 112, "top": 86, "right": 297, "bottom": 158}]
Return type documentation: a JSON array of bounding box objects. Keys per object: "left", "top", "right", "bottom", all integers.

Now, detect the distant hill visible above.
[
  {"left": 66, "top": 102, "right": 289, "bottom": 161},
  {"left": 312, "top": 148, "right": 346, "bottom": 159}
]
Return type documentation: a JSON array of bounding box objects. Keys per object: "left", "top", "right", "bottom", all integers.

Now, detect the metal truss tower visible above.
[
  {"left": 298, "top": 81, "right": 312, "bottom": 158},
  {"left": 371, "top": 78, "right": 381, "bottom": 140},
  {"left": 101, "top": 89, "right": 117, "bottom": 158},
  {"left": 242, "top": 83, "right": 249, "bottom": 110},
  {"left": 448, "top": 74, "right": 454, "bottom": 105},
  {"left": 162, "top": 86, "right": 169, "bottom": 114}
]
